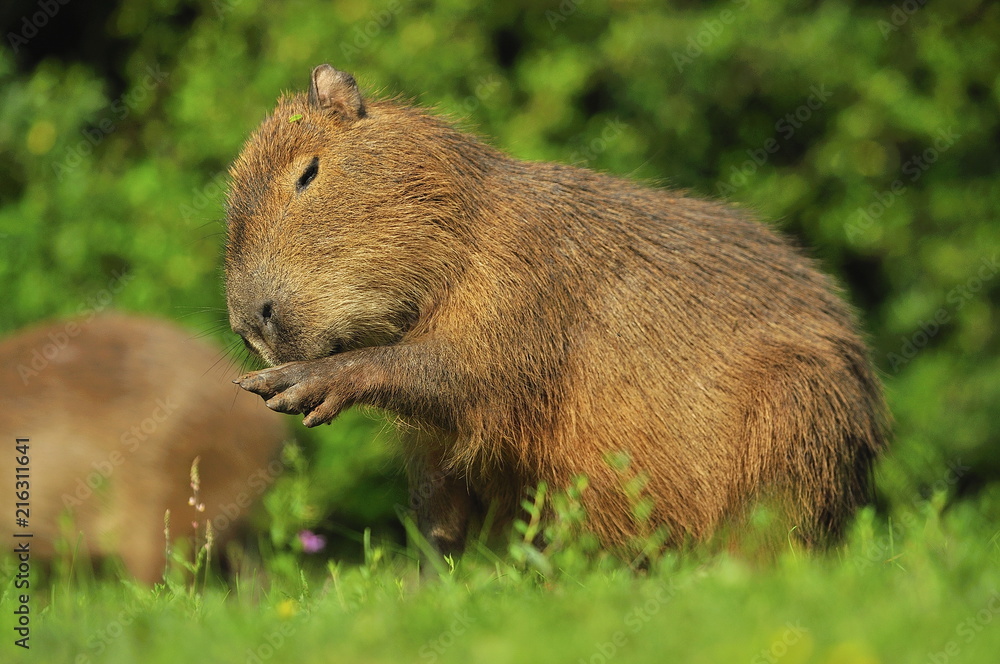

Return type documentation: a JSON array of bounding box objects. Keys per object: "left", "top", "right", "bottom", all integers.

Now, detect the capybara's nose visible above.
[
  {"left": 257, "top": 299, "right": 274, "bottom": 330},
  {"left": 238, "top": 299, "right": 277, "bottom": 345}
]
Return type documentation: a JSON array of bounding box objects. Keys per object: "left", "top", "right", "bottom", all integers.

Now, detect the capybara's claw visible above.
[
  {"left": 235, "top": 369, "right": 289, "bottom": 400},
  {"left": 235, "top": 371, "right": 266, "bottom": 395}
]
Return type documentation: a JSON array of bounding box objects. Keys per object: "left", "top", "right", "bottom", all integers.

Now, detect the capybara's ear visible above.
[{"left": 308, "top": 64, "right": 366, "bottom": 121}]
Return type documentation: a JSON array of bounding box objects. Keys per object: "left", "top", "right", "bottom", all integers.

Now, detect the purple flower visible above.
[{"left": 298, "top": 529, "right": 327, "bottom": 554}]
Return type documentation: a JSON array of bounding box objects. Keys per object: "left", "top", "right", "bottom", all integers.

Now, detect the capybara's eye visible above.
[{"left": 296, "top": 156, "right": 319, "bottom": 192}]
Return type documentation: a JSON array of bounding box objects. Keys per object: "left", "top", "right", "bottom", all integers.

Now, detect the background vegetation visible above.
[{"left": 1, "top": 0, "right": 998, "bottom": 662}]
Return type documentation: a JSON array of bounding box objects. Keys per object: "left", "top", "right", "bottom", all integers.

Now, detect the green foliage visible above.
[{"left": 2, "top": 484, "right": 999, "bottom": 663}]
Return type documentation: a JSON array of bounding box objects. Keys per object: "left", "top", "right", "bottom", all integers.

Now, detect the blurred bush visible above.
[{"left": 1, "top": 0, "right": 997, "bottom": 542}]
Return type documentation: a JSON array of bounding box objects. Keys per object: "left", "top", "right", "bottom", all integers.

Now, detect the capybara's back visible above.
[{"left": 0, "top": 314, "right": 287, "bottom": 582}]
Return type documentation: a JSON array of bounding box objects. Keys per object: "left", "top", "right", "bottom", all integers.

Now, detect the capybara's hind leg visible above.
[
  {"left": 738, "top": 341, "right": 886, "bottom": 543},
  {"left": 404, "top": 435, "right": 474, "bottom": 564}
]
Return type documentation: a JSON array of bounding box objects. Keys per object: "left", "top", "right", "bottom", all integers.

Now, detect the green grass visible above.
[{"left": 3, "top": 485, "right": 999, "bottom": 664}]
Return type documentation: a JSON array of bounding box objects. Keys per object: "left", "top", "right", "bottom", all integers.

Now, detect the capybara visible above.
[
  {"left": 0, "top": 314, "right": 287, "bottom": 582},
  {"left": 225, "top": 65, "right": 888, "bottom": 558}
]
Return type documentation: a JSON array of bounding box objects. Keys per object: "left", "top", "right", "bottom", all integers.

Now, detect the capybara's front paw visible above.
[{"left": 236, "top": 361, "right": 344, "bottom": 427}]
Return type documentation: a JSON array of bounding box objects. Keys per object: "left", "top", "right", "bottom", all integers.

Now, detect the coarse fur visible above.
[
  {"left": 225, "top": 65, "right": 889, "bottom": 557},
  {"left": 0, "top": 314, "right": 287, "bottom": 582}
]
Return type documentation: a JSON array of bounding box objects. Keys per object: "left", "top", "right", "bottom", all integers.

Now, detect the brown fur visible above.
[
  {"left": 0, "top": 314, "right": 287, "bottom": 582},
  {"left": 225, "top": 65, "right": 888, "bottom": 557}
]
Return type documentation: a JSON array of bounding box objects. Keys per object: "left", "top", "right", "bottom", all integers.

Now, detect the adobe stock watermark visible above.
[
  {"left": 213, "top": 0, "right": 245, "bottom": 19},
  {"left": 845, "top": 126, "right": 960, "bottom": 242},
  {"left": 447, "top": 74, "right": 503, "bottom": 120},
  {"left": 577, "top": 581, "right": 678, "bottom": 664},
  {"left": 878, "top": 0, "right": 928, "bottom": 40},
  {"left": 927, "top": 591, "right": 1000, "bottom": 664},
  {"left": 6, "top": 0, "right": 71, "bottom": 54},
  {"left": 51, "top": 64, "right": 169, "bottom": 181},
  {"left": 207, "top": 457, "right": 285, "bottom": 539},
  {"left": 546, "top": 0, "right": 585, "bottom": 29},
  {"left": 855, "top": 457, "right": 971, "bottom": 571},
  {"left": 672, "top": 0, "right": 751, "bottom": 72},
  {"left": 244, "top": 601, "right": 312, "bottom": 664},
  {"left": 885, "top": 254, "right": 998, "bottom": 374},
  {"left": 401, "top": 467, "right": 453, "bottom": 516},
  {"left": 751, "top": 622, "right": 809, "bottom": 664},
  {"left": 59, "top": 397, "right": 181, "bottom": 510},
  {"left": 716, "top": 84, "right": 833, "bottom": 196},
  {"left": 568, "top": 117, "right": 627, "bottom": 167},
  {"left": 339, "top": 0, "right": 405, "bottom": 58},
  {"left": 418, "top": 610, "right": 476, "bottom": 663},
  {"left": 72, "top": 601, "right": 144, "bottom": 663},
  {"left": 15, "top": 269, "right": 135, "bottom": 385},
  {"left": 180, "top": 170, "right": 228, "bottom": 224}
]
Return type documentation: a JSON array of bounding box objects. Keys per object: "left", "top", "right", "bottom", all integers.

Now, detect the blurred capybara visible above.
[
  {"left": 225, "top": 65, "right": 888, "bottom": 557},
  {"left": 0, "top": 314, "right": 287, "bottom": 582}
]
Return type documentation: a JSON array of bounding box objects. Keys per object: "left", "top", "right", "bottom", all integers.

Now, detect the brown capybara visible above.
[
  {"left": 0, "top": 314, "right": 287, "bottom": 582},
  {"left": 225, "top": 65, "right": 888, "bottom": 558}
]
